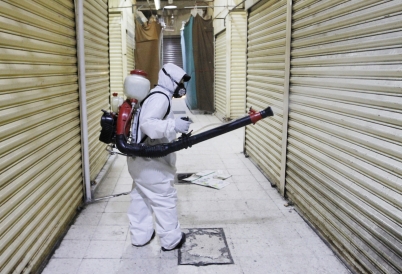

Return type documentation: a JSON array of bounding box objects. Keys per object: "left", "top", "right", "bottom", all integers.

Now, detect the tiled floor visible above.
[{"left": 42, "top": 98, "right": 350, "bottom": 274}]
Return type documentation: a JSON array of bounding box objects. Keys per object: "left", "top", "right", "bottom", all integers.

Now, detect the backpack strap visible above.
[
  {"left": 138, "top": 91, "right": 171, "bottom": 143},
  {"left": 140, "top": 91, "right": 170, "bottom": 119}
]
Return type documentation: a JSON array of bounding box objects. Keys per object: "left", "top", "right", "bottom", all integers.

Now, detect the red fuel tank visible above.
[{"left": 116, "top": 100, "right": 132, "bottom": 136}]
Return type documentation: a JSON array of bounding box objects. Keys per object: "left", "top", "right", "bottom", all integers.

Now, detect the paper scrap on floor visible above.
[{"left": 182, "top": 170, "right": 232, "bottom": 189}]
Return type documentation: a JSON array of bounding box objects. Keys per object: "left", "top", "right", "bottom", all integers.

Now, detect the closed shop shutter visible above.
[
  {"left": 0, "top": 1, "right": 82, "bottom": 273},
  {"left": 245, "top": 0, "right": 288, "bottom": 186},
  {"left": 215, "top": 30, "right": 227, "bottom": 118},
  {"left": 127, "top": 29, "right": 135, "bottom": 72},
  {"left": 163, "top": 36, "right": 183, "bottom": 68},
  {"left": 83, "top": 0, "right": 110, "bottom": 181},
  {"left": 229, "top": 12, "right": 247, "bottom": 119},
  {"left": 286, "top": 1, "right": 402, "bottom": 273},
  {"left": 109, "top": 12, "right": 123, "bottom": 96}
]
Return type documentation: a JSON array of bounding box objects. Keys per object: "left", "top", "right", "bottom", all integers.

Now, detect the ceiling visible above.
[{"left": 136, "top": 0, "right": 213, "bottom": 11}]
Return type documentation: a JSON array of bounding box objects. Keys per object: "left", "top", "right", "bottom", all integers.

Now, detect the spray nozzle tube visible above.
[{"left": 99, "top": 106, "right": 274, "bottom": 158}]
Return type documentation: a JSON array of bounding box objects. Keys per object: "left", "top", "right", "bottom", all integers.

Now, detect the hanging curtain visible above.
[
  {"left": 135, "top": 21, "right": 162, "bottom": 87},
  {"left": 181, "top": 28, "right": 186, "bottom": 72},
  {"left": 193, "top": 15, "right": 214, "bottom": 112},
  {"left": 183, "top": 16, "right": 197, "bottom": 109}
]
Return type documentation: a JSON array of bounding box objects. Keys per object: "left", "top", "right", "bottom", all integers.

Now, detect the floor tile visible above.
[
  {"left": 41, "top": 258, "right": 82, "bottom": 274},
  {"left": 84, "top": 240, "right": 126, "bottom": 259},
  {"left": 108, "top": 194, "right": 131, "bottom": 202},
  {"left": 92, "top": 225, "right": 128, "bottom": 241},
  {"left": 223, "top": 160, "right": 248, "bottom": 170},
  {"left": 116, "top": 177, "right": 133, "bottom": 185},
  {"left": 105, "top": 171, "right": 121, "bottom": 178},
  {"left": 99, "top": 213, "right": 128, "bottom": 226},
  {"left": 117, "top": 258, "right": 177, "bottom": 273},
  {"left": 118, "top": 170, "right": 132, "bottom": 179},
  {"left": 105, "top": 201, "right": 130, "bottom": 213},
  {"left": 227, "top": 168, "right": 253, "bottom": 176},
  {"left": 196, "top": 264, "right": 244, "bottom": 274},
  {"left": 77, "top": 259, "right": 120, "bottom": 274},
  {"left": 83, "top": 201, "right": 108, "bottom": 213},
  {"left": 113, "top": 184, "right": 132, "bottom": 194},
  {"left": 73, "top": 212, "right": 103, "bottom": 226},
  {"left": 240, "top": 190, "right": 275, "bottom": 200},
  {"left": 217, "top": 199, "right": 248, "bottom": 211},
  {"left": 64, "top": 225, "right": 97, "bottom": 241},
  {"left": 122, "top": 237, "right": 177, "bottom": 260},
  {"left": 245, "top": 199, "right": 279, "bottom": 211},
  {"left": 52, "top": 240, "right": 90, "bottom": 259},
  {"left": 235, "top": 181, "right": 264, "bottom": 191}
]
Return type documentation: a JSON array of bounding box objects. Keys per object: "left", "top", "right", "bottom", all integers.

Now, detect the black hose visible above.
[{"left": 116, "top": 106, "right": 273, "bottom": 158}]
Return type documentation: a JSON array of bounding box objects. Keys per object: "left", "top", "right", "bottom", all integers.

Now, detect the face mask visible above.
[
  {"left": 173, "top": 81, "right": 186, "bottom": 98},
  {"left": 162, "top": 68, "right": 187, "bottom": 98}
]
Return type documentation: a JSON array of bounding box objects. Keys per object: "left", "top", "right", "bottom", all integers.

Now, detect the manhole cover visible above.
[{"left": 178, "top": 228, "right": 234, "bottom": 266}]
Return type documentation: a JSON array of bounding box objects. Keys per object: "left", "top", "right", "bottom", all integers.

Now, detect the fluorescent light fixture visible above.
[
  {"left": 154, "top": 0, "right": 160, "bottom": 9},
  {"left": 164, "top": 5, "right": 177, "bottom": 9}
]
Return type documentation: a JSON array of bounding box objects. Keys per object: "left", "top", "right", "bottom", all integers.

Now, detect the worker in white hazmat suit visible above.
[{"left": 127, "top": 63, "right": 191, "bottom": 251}]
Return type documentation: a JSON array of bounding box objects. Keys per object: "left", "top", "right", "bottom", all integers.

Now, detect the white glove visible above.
[{"left": 174, "top": 118, "right": 191, "bottom": 133}]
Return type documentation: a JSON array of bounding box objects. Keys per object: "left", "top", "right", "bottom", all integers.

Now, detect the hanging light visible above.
[
  {"left": 154, "top": 0, "right": 160, "bottom": 10},
  {"left": 165, "top": 0, "right": 177, "bottom": 9},
  {"left": 170, "top": 14, "right": 175, "bottom": 26}
]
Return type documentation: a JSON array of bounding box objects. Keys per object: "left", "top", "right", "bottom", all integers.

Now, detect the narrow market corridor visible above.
[{"left": 42, "top": 98, "right": 350, "bottom": 274}]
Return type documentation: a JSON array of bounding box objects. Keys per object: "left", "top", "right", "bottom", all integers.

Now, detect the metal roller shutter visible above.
[
  {"left": 286, "top": 1, "right": 402, "bottom": 273},
  {"left": 127, "top": 29, "right": 135, "bottom": 72},
  {"left": 126, "top": 3, "right": 135, "bottom": 73},
  {"left": 229, "top": 12, "right": 247, "bottom": 119},
  {"left": 215, "top": 31, "right": 227, "bottom": 118},
  {"left": 163, "top": 36, "right": 183, "bottom": 68},
  {"left": 0, "top": 1, "right": 83, "bottom": 273},
  {"left": 109, "top": 12, "right": 124, "bottom": 96},
  {"left": 83, "top": 0, "right": 110, "bottom": 181},
  {"left": 245, "top": 0, "right": 287, "bottom": 186}
]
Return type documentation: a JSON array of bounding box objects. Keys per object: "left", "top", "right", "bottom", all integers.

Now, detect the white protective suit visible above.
[{"left": 127, "top": 63, "right": 188, "bottom": 249}]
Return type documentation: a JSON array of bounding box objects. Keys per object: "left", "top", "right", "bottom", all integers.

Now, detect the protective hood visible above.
[{"left": 157, "top": 63, "right": 190, "bottom": 94}]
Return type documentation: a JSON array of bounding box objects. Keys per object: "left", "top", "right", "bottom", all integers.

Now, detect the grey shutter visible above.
[
  {"left": 109, "top": 12, "right": 124, "bottom": 96},
  {"left": 0, "top": 1, "right": 83, "bottom": 272},
  {"left": 215, "top": 30, "right": 227, "bottom": 118},
  {"left": 127, "top": 29, "right": 135, "bottom": 72},
  {"left": 245, "top": 0, "right": 288, "bottom": 186},
  {"left": 163, "top": 36, "right": 183, "bottom": 68},
  {"left": 228, "top": 12, "right": 247, "bottom": 119},
  {"left": 286, "top": 1, "right": 402, "bottom": 273},
  {"left": 83, "top": 0, "right": 110, "bottom": 180}
]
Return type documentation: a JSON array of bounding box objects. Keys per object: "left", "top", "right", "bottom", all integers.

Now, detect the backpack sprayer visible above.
[
  {"left": 93, "top": 69, "right": 273, "bottom": 202},
  {"left": 100, "top": 104, "right": 273, "bottom": 157}
]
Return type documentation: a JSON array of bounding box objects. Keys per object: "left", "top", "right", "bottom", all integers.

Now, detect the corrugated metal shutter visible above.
[
  {"left": 163, "top": 36, "right": 183, "bottom": 68},
  {"left": 229, "top": 12, "right": 247, "bottom": 119},
  {"left": 286, "top": 1, "right": 402, "bottom": 273},
  {"left": 109, "top": 12, "right": 123, "bottom": 96},
  {"left": 245, "top": 0, "right": 287, "bottom": 186},
  {"left": 127, "top": 29, "right": 135, "bottom": 72},
  {"left": 214, "top": 30, "right": 227, "bottom": 118},
  {"left": 84, "top": 0, "right": 110, "bottom": 181},
  {"left": 0, "top": 1, "right": 83, "bottom": 273}
]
